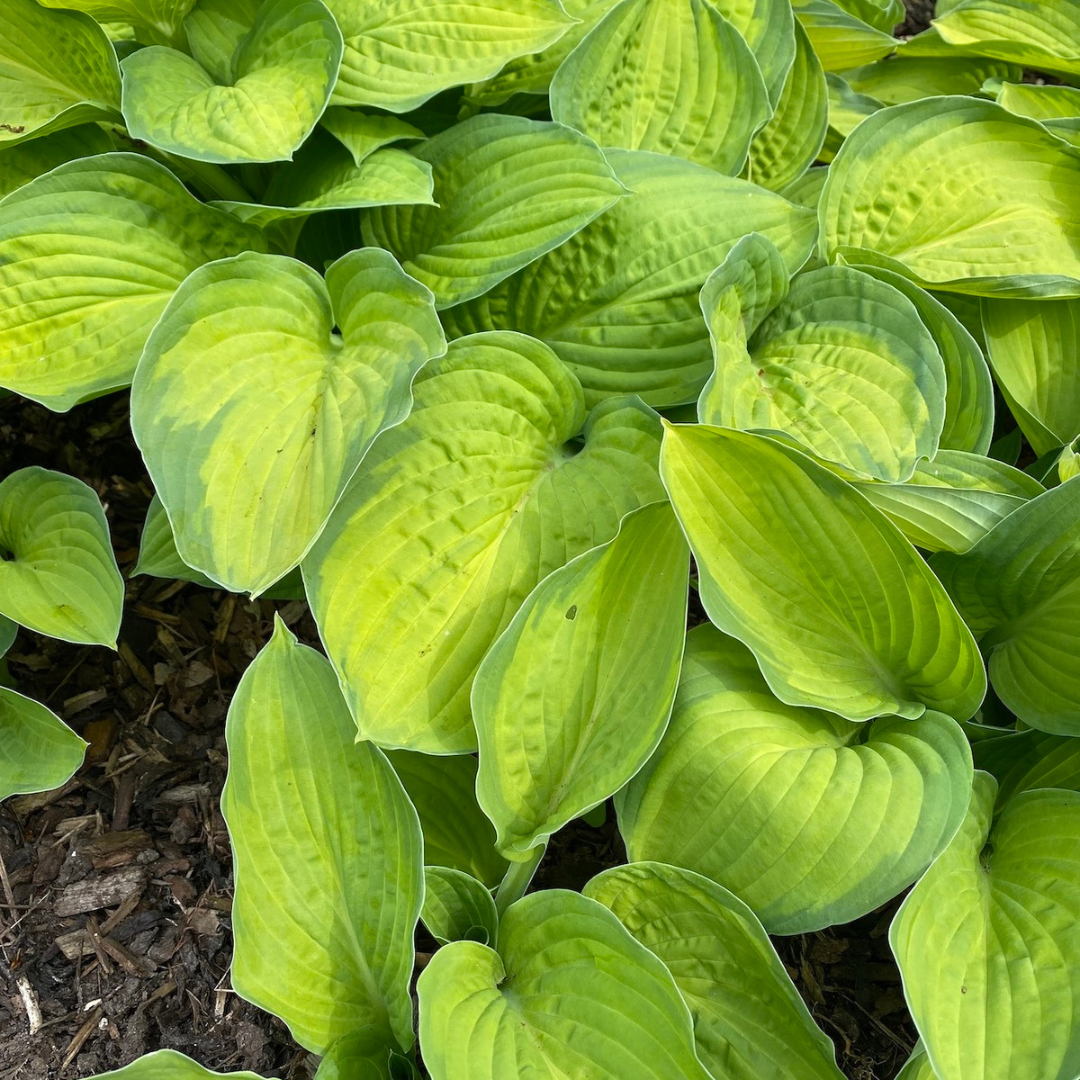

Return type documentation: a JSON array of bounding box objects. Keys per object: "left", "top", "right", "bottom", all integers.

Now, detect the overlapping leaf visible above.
[
  {"left": 417, "top": 890, "right": 713, "bottom": 1080},
  {"left": 842, "top": 54, "right": 1020, "bottom": 104},
  {"left": 793, "top": 0, "right": 897, "bottom": 71},
  {"left": 549, "top": 0, "right": 770, "bottom": 175},
  {"left": 891, "top": 774, "right": 1080, "bottom": 1080},
  {"left": 933, "top": 479, "right": 1080, "bottom": 734},
  {"left": 303, "top": 332, "right": 666, "bottom": 753},
  {"left": 421, "top": 868, "right": 499, "bottom": 946},
  {"left": 85, "top": 1051, "right": 277, "bottom": 1080},
  {"left": 992, "top": 81, "right": 1080, "bottom": 147},
  {"left": 473, "top": 502, "right": 688, "bottom": 859},
  {"left": 661, "top": 425, "right": 986, "bottom": 721},
  {"left": 585, "top": 863, "right": 846, "bottom": 1080},
  {"left": 442, "top": 149, "right": 818, "bottom": 406},
  {"left": 0, "top": 126, "right": 113, "bottom": 200},
  {"left": 37, "top": 0, "right": 196, "bottom": 45},
  {"left": 0, "top": 153, "right": 266, "bottom": 410},
  {"left": 0, "top": 688, "right": 86, "bottom": 803},
  {"left": 132, "top": 248, "right": 445, "bottom": 595},
  {"left": 223, "top": 619, "right": 423, "bottom": 1054},
  {"left": 319, "top": 108, "right": 424, "bottom": 166},
  {"left": 0, "top": 468, "right": 123, "bottom": 648},
  {"left": 973, "top": 727, "right": 1080, "bottom": 804},
  {"left": 619, "top": 627, "right": 973, "bottom": 933}
]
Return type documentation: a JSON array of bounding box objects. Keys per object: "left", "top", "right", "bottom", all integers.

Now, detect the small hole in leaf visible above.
[{"left": 565, "top": 605, "right": 577, "bottom": 620}]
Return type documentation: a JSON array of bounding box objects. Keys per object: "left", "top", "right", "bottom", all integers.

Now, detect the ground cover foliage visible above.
[{"left": 1, "top": 0, "right": 1079, "bottom": 1077}]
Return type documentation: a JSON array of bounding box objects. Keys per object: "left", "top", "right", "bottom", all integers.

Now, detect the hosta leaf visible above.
[
  {"left": 85, "top": 1050, "right": 277, "bottom": 1080},
  {"left": 834, "top": 0, "right": 904, "bottom": 31},
  {"left": 37, "top": 0, "right": 196, "bottom": 44},
  {"left": 820, "top": 72, "right": 882, "bottom": 163},
  {"left": 992, "top": 81, "right": 1080, "bottom": 148},
  {"left": 0, "top": 0, "right": 121, "bottom": 145},
  {"left": 132, "top": 495, "right": 218, "bottom": 588},
  {"left": 315, "top": 1030, "right": 419, "bottom": 1080},
  {"left": 0, "top": 616, "right": 17, "bottom": 659},
  {"left": 0, "top": 688, "right": 86, "bottom": 802},
  {"left": 619, "top": 627, "right": 974, "bottom": 933},
  {"left": 851, "top": 451, "right": 1043, "bottom": 554},
  {"left": 661, "top": 425, "right": 986, "bottom": 721},
  {"left": 982, "top": 297, "right": 1080, "bottom": 456},
  {"left": 132, "top": 248, "right": 444, "bottom": 596},
  {"left": 933, "top": 0, "right": 1080, "bottom": 79},
  {"left": 781, "top": 164, "right": 830, "bottom": 209},
  {"left": 709, "top": 0, "right": 797, "bottom": 107},
  {"left": 0, "top": 468, "right": 123, "bottom": 648},
  {"left": 897, "top": 1048, "right": 937, "bottom": 1080},
  {"left": 223, "top": 619, "right": 423, "bottom": 1054},
  {"left": 0, "top": 126, "right": 113, "bottom": 200},
  {"left": 363, "top": 115, "right": 624, "bottom": 308},
  {"left": 855, "top": 265, "right": 994, "bottom": 455},
  {"left": 746, "top": 21, "right": 828, "bottom": 192},
  {"left": 1062, "top": 436, "right": 1080, "bottom": 482},
  {"left": 933, "top": 480, "right": 1080, "bottom": 735},
  {"left": 304, "top": 332, "right": 666, "bottom": 754},
  {"left": 473, "top": 502, "right": 688, "bottom": 859},
  {"left": 183, "top": 0, "right": 261, "bottom": 84},
  {"left": 699, "top": 264, "right": 946, "bottom": 482},
  {"left": 974, "top": 727, "right": 1080, "bottom": 803},
  {"left": 793, "top": 0, "right": 897, "bottom": 71},
  {"left": 120, "top": 0, "right": 343, "bottom": 165},
  {"left": 843, "top": 54, "right": 1021, "bottom": 104},
  {"left": 820, "top": 97, "right": 1080, "bottom": 299},
  {"left": 442, "top": 149, "right": 818, "bottom": 407},
  {"left": 386, "top": 751, "right": 508, "bottom": 887},
  {"left": 326, "top": 0, "right": 575, "bottom": 112},
  {"left": 549, "top": 0, "right": 770, "bottom": 176},
  {"left": 584, "top": 863, "right": 845, "bottom": 1080},
  {"left": 0, "top": 153, "right": 266, "bottom": 411},
  {"left": 421, "top": 867, "right": 499, "bottom": 945},
  {"left": 417, "top": 889, "right": 712, "bottom": 1080},
  {"left": 320, "top": 108, "right": 424, "bottom": 166},
  {"left": 891, "top": 775, "right": 1080, "bottom": 1080}
]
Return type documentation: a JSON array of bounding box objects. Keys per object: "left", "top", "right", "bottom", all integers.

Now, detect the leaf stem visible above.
[{"left": 494, "top": 844, "right": 545, "bottom": 915}]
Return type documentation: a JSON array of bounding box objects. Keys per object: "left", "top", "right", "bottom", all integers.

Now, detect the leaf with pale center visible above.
[{"left": 0, "top": 688, "right": 86, "bottom": 803}]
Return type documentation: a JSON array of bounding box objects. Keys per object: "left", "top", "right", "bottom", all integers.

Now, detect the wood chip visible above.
[
  {"left": 61, "top": 1005, "right": 103, "bottom": 1070},
  {"left": 118, "top": 640, "right": 154, "bottom": 693},
  {"left": 54, "top": 866, "right": 149, "bottom": 917},
  {"left": 156, "top": 783, "right": 210, "bottom": 805},
  {"left": 63, "top": 688, "right": 107, "bottom": 716}
]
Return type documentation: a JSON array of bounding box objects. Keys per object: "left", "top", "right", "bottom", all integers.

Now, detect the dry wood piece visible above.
[
  {"left": 156, "top": 783, "right": 210, "bottom": 805},
  {"left": 54, "top": 866, "right": 149, "bottom": 917}
]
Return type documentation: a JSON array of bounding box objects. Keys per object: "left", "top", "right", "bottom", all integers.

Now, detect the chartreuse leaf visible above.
[
  {"left": 304, "top": 333, "right": 666, "bottom": 754},
  {"left": 386, "top": 751, "right": 508, "bottom": 887},
  {"left": 747, "top": 21, "right": 828, "bottom": 192},
  {"left": 850, "top": 451, "right": 1043, "bottom": 554},
  {"left": 584, "top": 863, "right": 845, "bottom": 1080},
  {"left": 37, "top": 0, "right": 195, "bottom": 45},
  {"left": 700, "top": 264, "right": 946, "bottom": 483},
  {"left": 364, "top": 115, "right": 624, "bottom": 308},
  {"left": 820, "top": 73, "right": 882, "bottom": 163},
  {"left": 933, "top": 480, "right": 1080, "bottom": 735},
  {"left": 442, "top": 149, "right": 817, "bottom": 407},
  {"left": 326, "top": 0, "right": 575, "bottom": 112},
  {"left": 85, "top": 1050, "right": 277, "bottom": 1080},
  {"left": 855, "top": 265, "right": 994, "bottom": 455},
  {"left": 842, "top": 54, "right": 1021, "bottom": 104},
  {"left": 183, "top": 0, "right": 260, "bottom": 84},
  {"left": 708, "top": 0, "right": 797, "bottom": 107},
  {"left": 792, "top": 0, "right": 897, "bottom": 71},
  {"left": 0, "top": 126, "right": 113, "bottom": 200},
  {"left": 549, "top": 0, "right": 770, "bottom": 176},
  {"left": 0, "top": 617, "right": 17, "bottom": 659},
  {"left": 0, "top": 688, "right": 86, "bottom": 803},
  {"left": 422, "top": 867, "right": 499, "bottom": 946},
  {"left": 897, "top": 1048, "right": 937, "bottom": 1080},
  {"left": 661, "top": 426, "right": 986, "bottom": 721},
  {"left": 121, "top": 0, "right": 343, "bottom": 165},
  {"left": 320, "top": 108, "right": 424, "bottom": 166},
  {"left": 933, "top": 0, "right": 1080, "bottom": 79},
  {"left": 315, "top": 1029, "right": 419, "bottom": 1080},
  {"left": 782, "top": 165, "right": 829, "bottom": 209},
  {"left": 417, "top": 889, "right": 713, "bottom": 1080},
  {"left": 974, "top": 728, "right": 1080, "bottom": 804},
  {"left": 618, "top": 627, "right": 973, "bottom": 933},
  {"left": 992, "top": 81, "right": 1080, "bottom": 147},
  {"left": 222, "top": 619, "right": 423, "bottom": 1054},
  {"left": 132, "top": 248, "right": 444, "bottom": 596},
  {"left": 132, "top": 496, "right": 218, "bottom": 589},
  {"left": 1062, "top": 436, "right": 1080, "bottom": 482},
  {"left": 821, "top": 97, "right": 1080, "bottom": 299},
  {"left": 0, "top": 153, "right": 266, "bottom": 411},
  {"left": 0, "top": 0, "right": 121, "bottom": 145},
  {"left": 891, "top": 774, "right": 1080, "bottom": 1080},
  {"left": 473, "top": 502, "right": 688, "bottom": 859},
  {"left": 0, "top": 468, "right": 122, "bottom": 649},
  {"left": 834, "top": 0, "right": 904, "bottom": 31},
  {"left": 982, "top": 297, "right": 1080, "bottom": 456}
]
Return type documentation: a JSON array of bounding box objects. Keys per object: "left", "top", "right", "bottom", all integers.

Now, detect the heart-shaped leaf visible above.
[
  {"left": 320, "top": 108, "right": 424, "bottom": 166},
  {"left": 441, "top": 149, "right": 818, "bottom": 407},
  {"left": 0, "top": 0, "right": 120, "bottom": 145},
  {"left": 0, "top": 688, "right": 86, "bottom": 802},
  {"left": 619, "top": 626, "right": 973, "bottom": 933},
  {"left": 132, "top": 248, "right": 445, "bottom": 595},
  {"left": 183, "top": 0, "right": 261, "bottom": 83},
  {"left": 85, "top": 1051, "right": 277, "bottom": 1080},
  {"left": 661, "top": 425, "right": 986, "bottom": 721},
  {"left": 549, "top": 0, "right": 770, "bottom": 175},
  {"left": 0, "top": 153, "right": 266, "bottom": 411},
  {"left": 223, "top": 619, "right": 423, "bottom": 1054},
  {"left": 363, "top": 114, "right": 625, "bottom": 308},
  {"left": 473, "top": 501, "right": 688, "bottom": 858},
  {"left": 933, "top": 479, "right": 1080, "bottom": 734},
  {"left": 303, "top": 332, "right": 666, "bottom": 754},
  {"left": 421, "top": 867, "right": 499, "bottom": 946},
  {"left": 121, "top": 0, "right": 342, "bottom": 164},
  {"left": 584, "top": 863, "right": 846, "bottom": 1080},
  {"left": 821, "top": 97, "right": 1080, "bottom": 298},
  {"left": 417, "top": 889, "right": 713, "bottom": 1080},
  {"left": 891, "top": 774, "right": 1080, "bottom": 1080},
  {"left": 0, "top": 468, "right": 123, "bottom": 648}
]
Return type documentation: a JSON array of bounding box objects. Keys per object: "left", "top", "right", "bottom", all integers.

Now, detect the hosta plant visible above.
[{"left": 1, "top": 0, "right": 1079, "bottom": 1078}]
